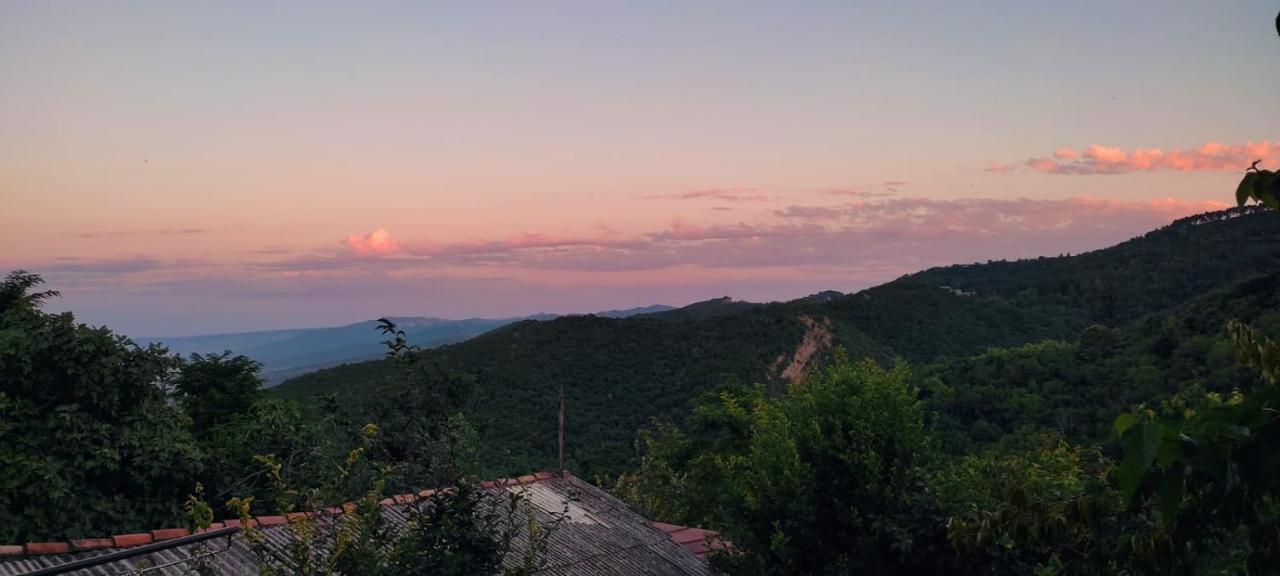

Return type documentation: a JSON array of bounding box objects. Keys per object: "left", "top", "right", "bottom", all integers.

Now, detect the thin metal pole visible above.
[{"left": 558, "top": 382, "right": 565, "bottom": 476}]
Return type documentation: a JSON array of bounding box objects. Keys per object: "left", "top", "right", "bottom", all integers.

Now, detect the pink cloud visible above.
[
  {"left": 984, "top": 162, "right": 1015, "bottom": 174},
  {"left": 1022, "top": 140, "right": 1280, "bottom": 175},
  {"left": 821, "top": 187, "right": 893, "bottom": 198},
  {"left": 647, "top": 188, "right": 773, "bottom": 202},
  {"left": 774, "top": 204, "right": 856, "bottom": 220},
  {"left": 416, "top": 232, "right": 635, "bottom": 259},
  {"left": 76, "top": 228, "right": 211, "bottom": 239},
  {"left": 345, "top": 228, "right": 401, "bottom": 256}
]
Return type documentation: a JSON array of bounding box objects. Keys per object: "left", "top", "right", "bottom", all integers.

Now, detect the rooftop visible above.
[{"left": 0, "top": 472, "right": 717, "bottom": 576}]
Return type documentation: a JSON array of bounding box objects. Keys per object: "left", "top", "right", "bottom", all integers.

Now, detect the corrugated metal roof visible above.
[{"left": 0, "top": 473, "right": 710, "bottom": 576}]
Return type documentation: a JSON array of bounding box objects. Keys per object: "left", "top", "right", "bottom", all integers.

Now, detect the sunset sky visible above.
[{"left": 3, "top": 1, "right": 1279, "bottom": 336}]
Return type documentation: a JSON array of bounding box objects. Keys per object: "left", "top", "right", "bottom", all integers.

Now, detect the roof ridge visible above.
[{"left": 0, "top": 470, "right": 558, "bottom": 559}]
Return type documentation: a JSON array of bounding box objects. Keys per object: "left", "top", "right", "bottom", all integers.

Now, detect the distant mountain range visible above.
[{"left": 147, "top": 305, "right": 675, "bottom": 385}]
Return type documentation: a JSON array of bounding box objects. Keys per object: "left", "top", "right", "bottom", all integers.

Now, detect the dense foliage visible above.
[
  {"left": 915, "top": 269, "right": 1279, "bottom": 453},
  {"left": 1105, "top": 164, "right": 1280, "bottom": 573},
  {"left": 616, "top": 355, "right": 950, "bottom": 574},
  {"left": 618, "top": 328, "right": 1276, "bottom": 573},
  {"left": 0, "top": 271, "right": 199, "bottom": 541}
]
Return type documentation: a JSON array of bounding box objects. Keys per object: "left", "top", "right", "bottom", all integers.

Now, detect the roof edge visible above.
[{"left": 1, "top": 470, "right": 558, "bottom": 558}]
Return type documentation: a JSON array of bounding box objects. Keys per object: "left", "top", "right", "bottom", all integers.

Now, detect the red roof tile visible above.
[
  {"left": 668, "top": 529, "right": 709, "bottom": 545},
  {"left": 111, "top": 533, "right": 153, "bottom": 548},
  {"left": 70, "top": 538, "right": 113, "bottom": 551},
  {"left": 151, "top": 528, "right": 190, "bottom": 541},
  {"left": 195, "top": 523, "right": 225, "bottom": 534},
  {"left": 651, "top": 522, "right": 726, "bottom": 558},
  {"left": 652, "top": 521, "right": 685, "bottom": 534},
  {"left": 0, "top": 546, "right": 20, "bottom": 557},
  {"left": 24, "top": 542, "right": 70, "bottom": 555},
  {"left": 255, "top": 516, "right": 287, "bottom": 527}
]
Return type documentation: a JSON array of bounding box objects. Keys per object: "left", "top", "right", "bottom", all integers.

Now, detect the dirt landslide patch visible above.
[{"left": 781, "top": 315, "right": 834, "bottom": 384}]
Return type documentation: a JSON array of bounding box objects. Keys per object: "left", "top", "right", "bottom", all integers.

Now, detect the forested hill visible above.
[
  {"left": 273, "top": 207, "right": 1280, "bottom": 478},
  {"left": 273, "top": 287, "right": 1074, "bottom": 477},
  {"left": 901, "top": 206, "right": 1280, "bottom": 326}
]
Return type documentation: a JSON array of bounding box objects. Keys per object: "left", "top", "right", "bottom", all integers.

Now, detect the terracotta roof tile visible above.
[
  {"left": 25, "top": 542, "right": 70, "bottom": 555},
  {"left": 652, "top": 521, "right": 684, "bottom": 534},
  {"left": 70, "top": 538, "right": 113, "bottom": 551},
  {"left": 668, "top": 529, "right": 709, "bottom": 545},
  {"left": 151, "top": 528, "right": 190, "bottom": 541},
  {"left": 651, "top": 522, "right": 726, "bottom": 558},
  {"left": 0, "top": 546, "right": 20, "bottom": 557},
  {"left": 286, "top": 512, "right": 309, "bottom": 522},
  {"left": 195, "top": 523, "right": 225, "bottom": 534},
  {"left": 255, "top": 516, "right": 287, "bottom": 527},
  {"left": 111, "top": 533, "right": 153, "bottom": 548}
]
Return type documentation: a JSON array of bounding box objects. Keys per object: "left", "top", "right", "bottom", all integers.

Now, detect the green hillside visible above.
[
  {"left": 274, "top": 207, "right": 1280, "bottom": 479},
  {"left": 903, "top": 207, "right": 1280, "bottom": 325},
  {"left": 918, "top": 268, "right": 1280, "bottom": 453}
]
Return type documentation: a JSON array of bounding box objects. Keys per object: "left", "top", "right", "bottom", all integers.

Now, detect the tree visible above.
[
  {"left": 938, "top": 437, "right": 1129, "bottom": 575},
  {"left": 620, "top": 352, "right": 947, "bottom": 575},
  {"left": 0, "top": 271, "right": 202, "bottom": 541},
  {"left": 175, "top": 352, "right": 264, "bottom": 438}
]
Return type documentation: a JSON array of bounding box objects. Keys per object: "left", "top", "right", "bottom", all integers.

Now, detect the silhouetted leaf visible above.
[
  {"left": 1237, "top": 172, "right": 1260, "bottom": 206},
  {"left": 1158, "top": 467, "right": 1184, "bottom": 526},
  {"left": 1114, "top": 413, "right": 1138, "bottom": 438},
  {"left": 1119, "top": 422, "right": 1162, "bottom": 502},
  {"left": 1254, "top": 171, "right": 1280, "bottom": 209}
]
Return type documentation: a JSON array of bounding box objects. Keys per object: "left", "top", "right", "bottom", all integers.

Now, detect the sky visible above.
[{"left": 2, "top": 1, "right": 1279, "bottom": 336}]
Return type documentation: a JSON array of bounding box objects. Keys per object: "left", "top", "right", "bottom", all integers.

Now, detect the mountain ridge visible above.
[{"left": 151, "top": 306, "right": 676, "bottom": 384}]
